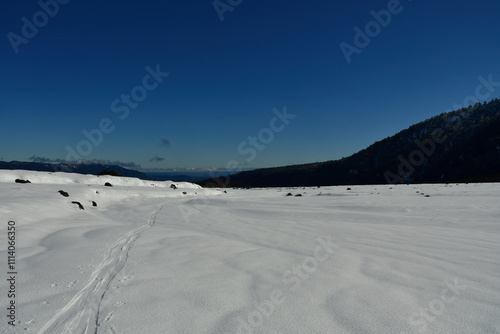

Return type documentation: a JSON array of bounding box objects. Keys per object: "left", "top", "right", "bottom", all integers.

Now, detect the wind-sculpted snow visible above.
[
  {"left": 1, "top": 171, "right": 499, "bottom": 333},
  {"left": 38, "top": 204, "right": 163, "bottom": 334},
  {"left": 0, "top": 170, "right": 201, "bottom": 189}
]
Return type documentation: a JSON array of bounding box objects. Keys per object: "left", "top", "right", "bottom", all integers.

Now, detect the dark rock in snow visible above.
[
  {"left": 104, "top": 182, "right": 113, "bottom": 187},
  {"left": 58, "top": 190, "right": 69, "bottom": 197},
  {"left": 92, "top": 201, "right": 97, "bottom": 207},
  {"left": 72, "top": 201, "right": 84, "bottom": 210}
]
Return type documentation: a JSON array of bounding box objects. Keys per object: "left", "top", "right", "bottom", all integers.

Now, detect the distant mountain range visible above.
[
  {"left": 3, "top": 99, "right": 499, "bottom": 187},
  {"left": 0, "top": 161, "right": 147, "bottom": 179},
  {"left": 0, "top": 162, "right": 236, "bottom": 182},
  {"left": 146, "top": 171, "right": 238, "bottom": 182},
  {"left": 201, "top": 98, "right": 500, "bottom": 187}
]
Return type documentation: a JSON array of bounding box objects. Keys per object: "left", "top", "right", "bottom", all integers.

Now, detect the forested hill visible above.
[{"left": 202, "top": 98, "right": 500, "bottom": 187}]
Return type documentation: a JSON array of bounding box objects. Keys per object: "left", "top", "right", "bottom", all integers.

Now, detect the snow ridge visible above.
[{"left": 38, "top": 204, "right": 164, "bottom": 334}]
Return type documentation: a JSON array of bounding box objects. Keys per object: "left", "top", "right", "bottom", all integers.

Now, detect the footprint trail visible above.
[{"left": 39, "top": 204, "right": 164, "bottom": 334}]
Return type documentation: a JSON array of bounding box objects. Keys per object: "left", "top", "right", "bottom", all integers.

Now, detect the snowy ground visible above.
[{"left": 0, "top": 170, "right": 499, "bottom": 334}]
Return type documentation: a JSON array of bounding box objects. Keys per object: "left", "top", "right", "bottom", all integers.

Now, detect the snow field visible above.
[{"left": 0, "top": 171, "right": 499, "bottom": 333}]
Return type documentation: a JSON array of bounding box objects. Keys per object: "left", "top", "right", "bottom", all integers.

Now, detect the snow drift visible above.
[{"left": 0, "top": 170, "right": 499, "bottom": 333}]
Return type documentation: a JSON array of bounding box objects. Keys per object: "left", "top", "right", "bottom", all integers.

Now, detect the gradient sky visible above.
[{"left": 1, "top": 0, "right": 500, "bottom": 170}]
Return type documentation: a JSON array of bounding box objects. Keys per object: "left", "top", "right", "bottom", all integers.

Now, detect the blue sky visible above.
[{"left": 1, "top": 0, "right": 500, "bottom": 170}]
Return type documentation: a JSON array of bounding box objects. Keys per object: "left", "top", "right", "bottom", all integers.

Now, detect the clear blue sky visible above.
[{"left": 1, "top": 0, "right": 500, "bottom": 170}]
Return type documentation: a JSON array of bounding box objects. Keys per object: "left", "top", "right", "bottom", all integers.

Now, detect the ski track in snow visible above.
[
  {"left": 3, "top": 171, "right": 500, "bottom": 333},
  {"left": 38, "top": 204, "right": 164, "bottom": 334}
]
